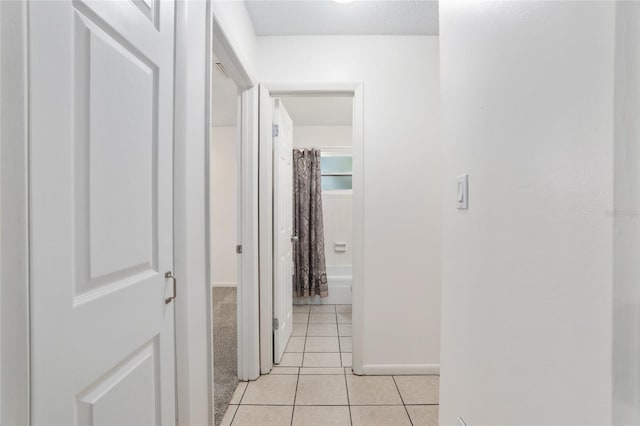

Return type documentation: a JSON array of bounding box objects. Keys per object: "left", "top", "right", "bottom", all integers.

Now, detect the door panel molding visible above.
[
  {"left": 75, "top": 337, "right": 161, "bottom": 425},
  {"left": 28, "top": 1, "right": 176, "bottom": 423}
]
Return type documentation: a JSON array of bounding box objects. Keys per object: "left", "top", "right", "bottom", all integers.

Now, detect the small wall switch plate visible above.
[
  {"left": 458, "top": 417, "right": 468, "bottom": 426},
  {"left": 457, "top": 174, "right": 469, "bottom": 209}
]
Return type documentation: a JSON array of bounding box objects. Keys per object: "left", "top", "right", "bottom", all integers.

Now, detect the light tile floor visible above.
[{"left": 220, "top": 304, "right": 439, "bottom": 425}]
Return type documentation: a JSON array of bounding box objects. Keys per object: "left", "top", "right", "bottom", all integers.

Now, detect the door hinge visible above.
[
  {"left": 273, "top": 318, "right": 279, "bottom": 330},
  {"left": 236, "top": 244, "right": 242, "bottom": 254},
  {"left": 272, "top": 124, "right": 279, "bottom": 137}
]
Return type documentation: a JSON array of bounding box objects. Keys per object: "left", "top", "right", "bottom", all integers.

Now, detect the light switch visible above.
[{"left": 457, "top": 174, "right": 468, "bottom": 209}]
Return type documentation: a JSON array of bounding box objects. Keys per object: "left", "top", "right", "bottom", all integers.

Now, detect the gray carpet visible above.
[{"left": 212, "top": 287, "right": 238, "bottom": 426}]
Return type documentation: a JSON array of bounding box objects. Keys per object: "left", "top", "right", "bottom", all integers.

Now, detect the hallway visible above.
[{"left": 219, "top": 305, "right": 439, "bottom": 425}]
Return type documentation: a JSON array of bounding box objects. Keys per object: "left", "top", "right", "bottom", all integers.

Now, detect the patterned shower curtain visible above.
[{"left": 293, "top": 149, "right": 328, "bottom": 297}]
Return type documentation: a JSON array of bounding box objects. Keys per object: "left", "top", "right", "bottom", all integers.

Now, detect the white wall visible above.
[
  {"left": 613, "top": 2, "right": 640, "bottom": 424},
  {"left": 293, "top": 125, "right": 352, "bottom": 150},
  {"left": 294, "top": 125, "right": 353, "bottom": 267},
  {"left": 258, "top": 36, "right": 442, "bottom": 370},
  {"left": 0, "top": 1, "right": 29, "bottom": 423},
  {"left": 210, "top": 126, "right": 238, "bottom": 286},
  {"left": 212, "top": 1, "right": 257, "bottom": 82},
  {"left": 321, "top": 194, "right": 352, "bottom": 268},
  {"left": 439, "top": 2, "right": 614, "bottom": 424}
]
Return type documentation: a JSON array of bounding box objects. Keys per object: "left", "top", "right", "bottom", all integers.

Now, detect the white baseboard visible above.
[
  {"left": 211, "top": 281, "right": 237, "bottom": 287},
  {"left": 357, "top": 364, "right": 440, "bottom": 376}
]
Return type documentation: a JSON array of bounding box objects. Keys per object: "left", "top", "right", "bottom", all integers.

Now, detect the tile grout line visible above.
[
  {"left": 229, "top": 403, "right": 422, "bottom": 407},
  {"left": 228, "top": 404, "right": 239, "bottom": 426},
  {"left": 335, "top": 306, "right": 345, "bottom": 367},
  {"left": 258, "top": 308, "right": 441, "bottom": 423},
  {"left": 288, "top": 319, "right": 302, "bottom": 425},
  {"left": 303, "top": 318, "right": 309, "bottom": 357},
  {"left": 228, "top": 381, "right": 249, "bottom": 426},
  {"left": 302, "top": 317, "right": 309, "bottom": 366},
  {"left": 392, "top": 376, "right": 414, "bottom": 426},
  {"left": 290, "top": 362, "right": 301, "bottom": 425},
  {"left": 344, "top": 367, "right": 354, "bottom": 426},
  {"left": 224, "top": 404, "right": 240, "bottom": 426},
  {"left": 293, "top": 305, "right": 352, "bottom": 424},
  {"left": 301, "top": 331, "right": 307, "bottom": 367},
  {"left": 259, "top": 305, "right": 439, "bottom": 425},
  {"left": 238, "top": 380, "right": 249, "bottom": 405},
  {"left": 336, "top": 307, "right": 342, "bottom": 356}
]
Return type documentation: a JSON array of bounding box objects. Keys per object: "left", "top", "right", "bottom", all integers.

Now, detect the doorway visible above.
[
  {"left": 258, "top": 85, "right": 364, "bottom": 375},
  {"left": 210, "top": 53, "right": 241, "bottom": 425},
  {"left": 278, "top": 95, "right": 354, "bottom": 369}
]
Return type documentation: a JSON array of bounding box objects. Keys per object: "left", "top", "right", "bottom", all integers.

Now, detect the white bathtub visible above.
[{"left": 294, "top": 264, "right": 352, "bottom": 305}]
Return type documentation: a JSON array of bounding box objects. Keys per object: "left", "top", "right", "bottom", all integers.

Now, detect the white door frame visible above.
[
  {"left": 209, "top": 12, "right": 260, "bottom": 382},
  {"left": 236, "top": 88, "right": 261, "bottom": 381},
  {"left": 258, "top": 83, "right": 365, "bottom": 374},
  {"left": 173, "top": 2, "right": 213, "bottom": 423},
  {"left": 0, "top": 1, "right": 30, "bottom": 424},
  {"left": 174, "top": 2, "right": 260, "bottom": 424}
]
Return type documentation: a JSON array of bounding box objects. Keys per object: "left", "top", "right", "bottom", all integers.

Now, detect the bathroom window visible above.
[{"left": 320, "top": 154, "right": 352, "bottom": 191}]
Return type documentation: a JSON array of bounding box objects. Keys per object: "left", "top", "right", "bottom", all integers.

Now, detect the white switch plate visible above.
[{"left": 457, "top": 174, "right": 468, "bottom": 209}]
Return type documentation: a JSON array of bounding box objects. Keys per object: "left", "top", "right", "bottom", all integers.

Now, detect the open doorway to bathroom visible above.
[
  {"left": 280, "top": 96, "right": 354, "bottom": 369},
  {"left": 257, "top": 86, "right": 362, "bottom": 375},
  {"left": 258, "top": 82, "right": 364, "bottom": 374},
  {"left": 210, "top": 53, "right": 240, "bottom": 425}
]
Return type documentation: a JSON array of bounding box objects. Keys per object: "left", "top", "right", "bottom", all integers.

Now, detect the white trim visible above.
[
  {"left": 257, "top": 83, "right": 365, "bottom": 375},
  {"left": 263, "top": 82, "right": 361, "bottom": 95},
  {"left": 173, "top": 1, "right": 212, "bottom": 424},
  {"left": 359, "top": 364, "right": 440, "bottom": 376},
  {"left": 209, "top": 8, "right": 260, "bottom": 384},
  {"left": 351, "top": 84, "right": 364, "bottom": 375},
  {"left": 237, "top": 87, "right": 261, "bottom": 381},
  {"left": 258, "top": 84, "right": 274, "bottom": 374},
  {"left": 212, "top": 282, "right": 237, "bottom": 288},
  {"left": 322, "top": 190, "right": 352, "bottom": 196},
  {"left": 0, "top": 1, "right": 30, "bottom": 423},
  {"left": 211, "top": 14, "right": 253, "bottom": 91}
]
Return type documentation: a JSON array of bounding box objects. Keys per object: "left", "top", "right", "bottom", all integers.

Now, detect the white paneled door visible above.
[
  {"left": 272, "top": 98, "right": 294, "bottom": 364},
  {"left": 29, "top": 1, "right": 176, "bottom": 424}
]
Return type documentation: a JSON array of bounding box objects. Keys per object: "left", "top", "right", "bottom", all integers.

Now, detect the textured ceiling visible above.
[
  {"left": 280, "top": 96, "right": 353, "bottom": 126},
  {"left": 244, "top": 0, "right": 439, "bottom": 36}
]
